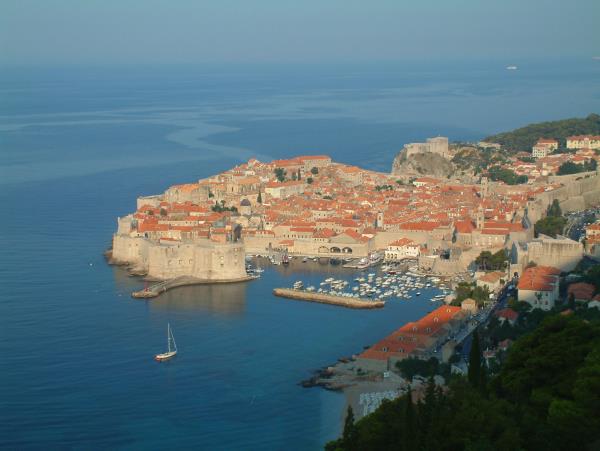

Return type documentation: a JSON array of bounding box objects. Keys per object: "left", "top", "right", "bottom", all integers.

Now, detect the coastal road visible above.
[{"left": 430, "top": 282, "right": 514, "bottom": 361}]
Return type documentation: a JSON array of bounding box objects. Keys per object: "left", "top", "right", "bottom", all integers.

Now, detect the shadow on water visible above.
[
  {"left": 111, "top": 265, "right": 248, "bottom": 315},
  {"left": 150, "top": 282, "right": 247, "bottom": 315}
]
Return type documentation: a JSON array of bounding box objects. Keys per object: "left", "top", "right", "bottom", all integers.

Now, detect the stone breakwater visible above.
[
  {"left": 273, "top": 288, "right": 385, "bottom": 309},
  {"left": 132, "top": 275, "right": 257, "bottom": 299}
]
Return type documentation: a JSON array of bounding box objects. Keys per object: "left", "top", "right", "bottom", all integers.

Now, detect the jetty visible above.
[
  {"left": 273, "top": 288, "right": 385, "bottom": 309},
  {"left": 132, "top": 275, "right": 257, "bottom": 299}
]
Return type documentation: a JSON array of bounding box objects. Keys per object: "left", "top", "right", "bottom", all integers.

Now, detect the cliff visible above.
[{"left": 391, "top": 149, "right": 456, "bottom": 179}]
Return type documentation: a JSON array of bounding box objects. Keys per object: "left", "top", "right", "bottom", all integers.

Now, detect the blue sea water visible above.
[{"left": 1, "top": 60, "right": 599, "bottom": 450}]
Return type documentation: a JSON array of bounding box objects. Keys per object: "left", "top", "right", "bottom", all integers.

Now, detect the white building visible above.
[
  {"left": 566, "top": 135, "right": 600, "bottom": 150},
  {"left": 476, "top": 271, "right": 505, "bottom": 292},
  {"left": 517, "top": 266, "right": 560, "bottom": 311},
  {"left": 384, "top": 238, "right": 420, "bottom": 261},
  {"left": 532, "top": 139, "right": 558, "bottom": 158}
]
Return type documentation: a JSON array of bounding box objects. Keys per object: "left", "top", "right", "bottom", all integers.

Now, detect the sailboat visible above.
[{"left": 154, "top": 323, "right": 177, "bottom": 361}]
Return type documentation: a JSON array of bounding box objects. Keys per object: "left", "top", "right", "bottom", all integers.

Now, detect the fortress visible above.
[
  {"left": 110, "top": 210, "right": 247, "bottom": 282},
  {"left": 402, "top": 136, "right": 451, "bottom": 159}
]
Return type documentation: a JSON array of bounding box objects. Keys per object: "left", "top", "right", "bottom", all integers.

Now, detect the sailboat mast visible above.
[
  {"left": 171, "top": 326, "right": 177, "bottom": 352},
  {"left": 167, "top": 323, "right": 171, "bottom": 353}
]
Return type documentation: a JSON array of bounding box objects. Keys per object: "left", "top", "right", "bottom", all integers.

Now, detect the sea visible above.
[{"left": 1, "top": 59, "right": 599, "bottom": 450}]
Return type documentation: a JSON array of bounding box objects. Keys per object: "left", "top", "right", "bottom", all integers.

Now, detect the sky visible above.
[{"left": 1, "top": 0, "right": 599, "bottom": 65}]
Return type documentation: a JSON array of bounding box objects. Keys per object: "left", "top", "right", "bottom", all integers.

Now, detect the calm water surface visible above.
[{"left": 1, "top": 61, "right": 599, "bottom": 449}]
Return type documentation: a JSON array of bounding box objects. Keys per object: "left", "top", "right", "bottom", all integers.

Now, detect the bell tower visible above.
[
  {"left": 476, "top": 205, "right": 485, "bottom": 230},
  {"left": 480, "top": 176, "right": 489, "bottom": 198}
]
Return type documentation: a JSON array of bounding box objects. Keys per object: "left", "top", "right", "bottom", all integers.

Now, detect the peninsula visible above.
[{"left": 109, "top": 133, "right": 600, "bottom": 289}]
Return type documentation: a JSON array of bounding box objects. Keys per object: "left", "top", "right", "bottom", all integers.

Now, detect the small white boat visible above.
[{"left": 155, "top": 323, "right": 177, "bottom": 362}]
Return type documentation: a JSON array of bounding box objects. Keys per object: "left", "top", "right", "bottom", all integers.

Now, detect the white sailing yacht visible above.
[{"left": 154, "top": 323, "right": 177, "bottom": 361}]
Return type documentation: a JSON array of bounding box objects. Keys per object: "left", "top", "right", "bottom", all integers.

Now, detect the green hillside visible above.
[
  {"left": 325, "top": 313, "right": 600, "bottom": 451},
  {"left": 484, "top": 113, "right": 600, "bottom": 152}
]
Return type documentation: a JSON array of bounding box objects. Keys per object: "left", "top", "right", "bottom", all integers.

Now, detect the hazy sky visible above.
[{"left": 1, "top": 0, "right": 599, "bottom": 65}]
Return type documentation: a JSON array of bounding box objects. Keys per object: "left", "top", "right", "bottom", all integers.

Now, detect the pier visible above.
[
  {"left": 273, "top": 288, "right": 385, "bottom": 309},
  {"left": 132, "top": 275, "right": 257, "bottom": 299}
]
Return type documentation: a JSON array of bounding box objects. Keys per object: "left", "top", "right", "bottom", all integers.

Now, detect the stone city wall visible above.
[
  {"left": 111, "top": 233, "right": 246, "bottom": 281},
  {"left": 525, "top": 173, "right": 600, "bottom": 223},
  {"left": 136, "top": 195, "right": 161, "bottom": 210},
  {"left": 145, "top": 240, "right": 246, "bottom": 280}
]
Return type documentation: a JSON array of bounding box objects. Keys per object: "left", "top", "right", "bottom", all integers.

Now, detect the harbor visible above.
[{"left": 270, "top": 261, "right": 452, "bottom": 303}]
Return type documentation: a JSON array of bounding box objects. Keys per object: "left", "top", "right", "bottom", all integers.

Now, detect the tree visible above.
[
  {"left": 583, "top": 265, "right": 600, "bottom": 293},
  {"left": 487, "top": 166, "right": 528, "bottom": 185},
  {"left": 257, "top": 191, "right": 262, "bottom": 204},
  {"left": 395, "top": 357, "right": 445, "bottom": 379},
  {"left": 307, "top": 177, "right": 314, "bottom": 184},
  {"left": 326, "top": 314, "right": 600, "bottom": 451},
  {"left": 534, "top": 215, "right": 566, "bottom": 238},
  {"left": 405, "top": 387, "right": 416, "bottom": 450},
  {"left": 557, "top": 159, "right": 597, "bottom": 175},
  {"left": 311, "top": 166, "right": 319, "bottom": 175},
  {"left": 341, "top": 406, "right": 357, "bottom": 450},
  {"left": 547, "top": 199, "right": 562, "bottom": 217},
  {"left": 274, "top": 168, "right": 286, "bottom": 182},
  {"left": 475, "top": 251, "right": 493, "bottom": 270},
  {"left": 557, "top": 161, "right": 583, "bottom": 175},
  {"left": 468, "top": 330, "right": 482, "bottom": 388},
  {"left": 483, "top": 113, "right": 600, "bottom": 152}
]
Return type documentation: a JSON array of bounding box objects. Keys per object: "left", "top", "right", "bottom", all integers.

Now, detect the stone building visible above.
[
  {"left": 566, "top": 135, "right": 600, "bottom": 150},
  {"left": 512, "top": 234, "right": 583, "bottom": 274},
  {"left": 402, "top": 136, "right": 451, "bottom": 159},
  {"left": 532, "top": 139, "right": 558, "bottom": 158},
  {"left": 517, "top": 266, "right": 560, "bottom": 311}
]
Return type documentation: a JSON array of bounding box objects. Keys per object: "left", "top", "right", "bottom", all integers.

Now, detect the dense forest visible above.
[
  {"left": 325, "top": 314, "right": 600, "bottom": 451},
  {"left": 484, "top": 113, "right": 600, "bottom": 152}
]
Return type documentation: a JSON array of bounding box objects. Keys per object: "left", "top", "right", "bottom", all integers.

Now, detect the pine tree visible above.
[
  {"left": 257, "top": 191, "right": 262, "bottom": 204},
  {"left": 479, "top": 361, "right": 488, "bottom": 394},
  {"left": 420, "top": 376, "right": 437, "bottom": 448},
  {"left": 341, "top": 406, "right": 357, "bottom": 450},
  {"left": 405, "top": 387, "right": 416, "bottom": 450},
  {"left": 468, "top": 329, "right": 482, "bottom": 388}
]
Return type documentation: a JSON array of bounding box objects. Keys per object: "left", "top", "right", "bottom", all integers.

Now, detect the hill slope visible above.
[
  {"left": 484, "top": 113, "right": 600, "bottom": 152},
  {"left": 325, "top": 314, "right": 600, "bottom": 451}
]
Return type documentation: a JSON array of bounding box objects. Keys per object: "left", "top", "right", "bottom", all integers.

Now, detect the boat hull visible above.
[{"left": 154, "top": 351, "right": 177, "bottom": 361}]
